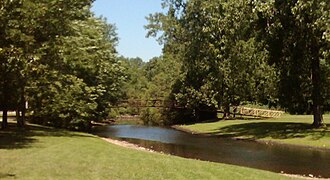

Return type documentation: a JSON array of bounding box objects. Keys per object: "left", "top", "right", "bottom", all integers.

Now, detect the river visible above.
[{"left": 94, "top": 124, "right": 330, "bottom": 178}]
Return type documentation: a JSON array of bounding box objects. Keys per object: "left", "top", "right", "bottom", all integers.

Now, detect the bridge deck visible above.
[{"left": 235, "top": 106, "right": 284, "bottom": 118}]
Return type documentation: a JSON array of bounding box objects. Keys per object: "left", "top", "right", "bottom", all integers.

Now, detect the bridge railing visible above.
[
  {"left": 111, "top": 99, "right": 176, "bottom": 108},
  {"left": 236, "top": 106, "right": 284, "bottom": 118}
]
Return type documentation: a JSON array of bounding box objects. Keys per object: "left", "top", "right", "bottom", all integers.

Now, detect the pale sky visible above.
[{"left": 91, "top": 0, "right": 164, "bottom": 61}]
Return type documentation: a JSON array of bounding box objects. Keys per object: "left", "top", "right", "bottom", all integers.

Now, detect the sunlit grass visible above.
[
  {"left": 0, "top": 123, "right": 293, "bottom": 179},
  {"left": 0, "top": 111, "right": 16, "bottom": 117},
  {"left": 180, "top": 114, "right": 330, "bottom": 148}
]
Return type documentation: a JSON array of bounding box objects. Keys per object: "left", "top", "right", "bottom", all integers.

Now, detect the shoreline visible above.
[
  {"left": 101, "top": 137, "right": 155, "bottom": 153},
  {"left": 171, "top": 125, "right": 330, "bottom": 151}
]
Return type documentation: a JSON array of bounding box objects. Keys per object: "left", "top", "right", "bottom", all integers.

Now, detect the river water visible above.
[{"left": 94, "top": 125, "right": 330, "bottom": 178}]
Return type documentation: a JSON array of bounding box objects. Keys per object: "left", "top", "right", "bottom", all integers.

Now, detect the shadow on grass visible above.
[
  {"left": 0, "top": 173, "right": 16, "bottom": 178},
  {"left": 182, "top": 116, "right": 266, "bottom": 125},
  {"left": 211, "top": 122, "right": 330, "bottom": 140},
  {"left": 0, "top": 123, "right": 91, "bottom": 149}
]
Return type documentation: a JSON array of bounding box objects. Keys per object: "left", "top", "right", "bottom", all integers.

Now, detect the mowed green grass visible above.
[
  {"left": 180, "top": 114, "right": 330, "bottom": 148},
  {"left": 0, "top": 123, "right": 294, "bottom": 180}
]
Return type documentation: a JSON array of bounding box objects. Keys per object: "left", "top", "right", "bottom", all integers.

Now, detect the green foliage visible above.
[
  {"left": 322, "top": 61, "right": 330, "bottom": 111},
  {"left": 254, "top": 0, "right": 329, "bottom": 126},
  {"left": 121, "top": 57, "right": 149, "bottom": 100},
  {"left": 145, "top": 0, "right": 330, "bottom": 126},
  {"left": 144, "top": 55, "right": 181, "bottom": 99},
  {"left": 119, "top": 57, "right": 148, "bottom": 115},
  {"left": 29, "top": 72, "right": 97, "bottom": 130},
  {"left": 0, "top": 0, "right": 126, "bottom": 130},
  {"left": 60, "top": 17, "right": 126, "bottom": 121},
  {"left": 140, "top": 108, "right": 164, "bottom": 126},
  {"left": 120, "top": 55, "right": 181, "bottom": 124},
  {"left": 147, "top": 0, "right": 278, "bottom": 123},
  {"left": 254, "top": 0, "right": 327, "bottom": 113}
]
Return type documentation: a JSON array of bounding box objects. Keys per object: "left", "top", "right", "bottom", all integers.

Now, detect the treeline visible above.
[
  {"left": 114, "top": 56, "right": 181, "bottom": 125},
  {"left": 142, "top": 0, "right": 329, "bottom": 127},
  {"left": 0, "top": 0, "right": 126, "bottom": 130}
]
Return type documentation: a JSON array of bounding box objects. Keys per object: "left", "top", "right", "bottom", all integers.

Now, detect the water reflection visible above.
[{"left": 94, "top": 125, "right": 330, "bottom": 178}]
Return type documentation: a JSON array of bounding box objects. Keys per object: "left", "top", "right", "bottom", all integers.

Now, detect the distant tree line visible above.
[
  {"left": 113, "top": 56, "right": 181, "bottom": 125},
  {"left": 0, "top": 0, "right": 126, "bottom": 130}
]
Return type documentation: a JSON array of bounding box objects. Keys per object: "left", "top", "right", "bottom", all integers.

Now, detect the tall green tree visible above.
[
  {"left": 61, "top": 17, "right": 125, "bottom": 121},
  {"left": 147, "top": 0, "right": 276, "bottom": 123},
  {"left": 1, "top": 0, "right": 126, "bottom": 130},
  {"left": 0, "top": 0, "right": 40, "bottom": 128},
  {"left": 254, "top": 0, "right": 329, "bottom": 127},
  {"left": 28, "top": 15, "right": 124, "bottom": 130}
]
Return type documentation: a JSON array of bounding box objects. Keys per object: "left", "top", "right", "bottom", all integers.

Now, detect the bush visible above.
[{"left": 140, "top": 108, "right": 164, "bottom": 126}]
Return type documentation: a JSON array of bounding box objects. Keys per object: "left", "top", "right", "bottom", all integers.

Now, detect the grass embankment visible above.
[
  {"left": 179, "top": 114, "right": 330, "bottom": 148},
  {"left": 0, "top": 123, "right": 293, "bottom": 179}
]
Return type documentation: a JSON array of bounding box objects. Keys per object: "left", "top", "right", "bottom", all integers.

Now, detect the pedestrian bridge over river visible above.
[{"left": 112, "top": 100, "right": 284, "bottom": 118}]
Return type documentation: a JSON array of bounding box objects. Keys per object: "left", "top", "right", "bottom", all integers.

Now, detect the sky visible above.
[{"left": 91, "top": 0, "right": 164, "bottom": 61}]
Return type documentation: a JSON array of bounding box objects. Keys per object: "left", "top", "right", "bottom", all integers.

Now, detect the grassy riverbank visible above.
[
  {"left": 179, "top": 114, "right": 330, "bottom": 149},
  {"left": 0, "top": 123, "right": 293, "bottom": 179}
]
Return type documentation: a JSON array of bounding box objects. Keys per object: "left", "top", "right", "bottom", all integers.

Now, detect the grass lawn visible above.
[
  {"left": 179, "top": 114, "right": 330, "bottom": 148},
  {"left": 0, "top": 123, "right": 294, "bottom": 180}
]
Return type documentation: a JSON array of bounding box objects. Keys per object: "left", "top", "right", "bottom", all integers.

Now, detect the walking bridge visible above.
[{"left": 112, "top": 99, "right": 176, "bottom": 108}]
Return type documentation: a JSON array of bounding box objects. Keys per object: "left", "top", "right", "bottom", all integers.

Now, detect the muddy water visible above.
[{"left": 94, "top": 125, "right": 330, "bottom": 178}]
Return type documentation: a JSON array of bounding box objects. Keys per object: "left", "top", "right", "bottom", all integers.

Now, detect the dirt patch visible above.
[{"left": 101, "top": 137, "right": 155, "bottom": 153}]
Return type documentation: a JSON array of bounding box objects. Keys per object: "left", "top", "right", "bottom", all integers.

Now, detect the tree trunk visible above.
[
  {"left": 1, "top": 74, "right": 8, "bottom": 129},
  {"left": 1, "top": 110, "right": 8, "bottom": 129},
  {"left": 311, "top": 40, "right": 324, "bottom": 128},
  {"left": 222, "top": 104, "right": 231, "bottom": 119},
  {"left": 312, "top": 105, "right": 323, "bottom": 127},
  {"left": 17, "top": 88, "right": 26, "bottom": 127},
  {"left": 233, "top": 106, "right": 238, "bottom": 118},
  {"left": 16, "top": 110, "right": 20, "bottom": 125}
]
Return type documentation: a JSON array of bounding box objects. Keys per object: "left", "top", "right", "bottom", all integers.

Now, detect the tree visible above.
[
  {"left": 0, "top": 0, "right": 39, "bottom": 128},
  {"left": 254, "top": 0, "right": 330, "bottom": 127},
  {"left": 141, "top": 55, "right": 181, "bottom": 125},
  {"left": 1, "top": 0, "right": 126, "bottom": 131},
  {"left": 144, "top": 55, "right": 181, "bottom": 99},
  {"left": 122, "top": 57, "right": 149, "bottom": 100},
  {"left": 147, "top": 0, "right": 276, "bottom": 123},
  {"left": 28, "top": 15, "right": 124, "bottom": 130},
  {"left": 116, "top": 54, "right": 181, "bottom": 125},
  {"left": 61, "top": 17, "right": 126, "bottom": 122},
  {"left": 119, "top": 57, "right": 149, "bottom": 115}
]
